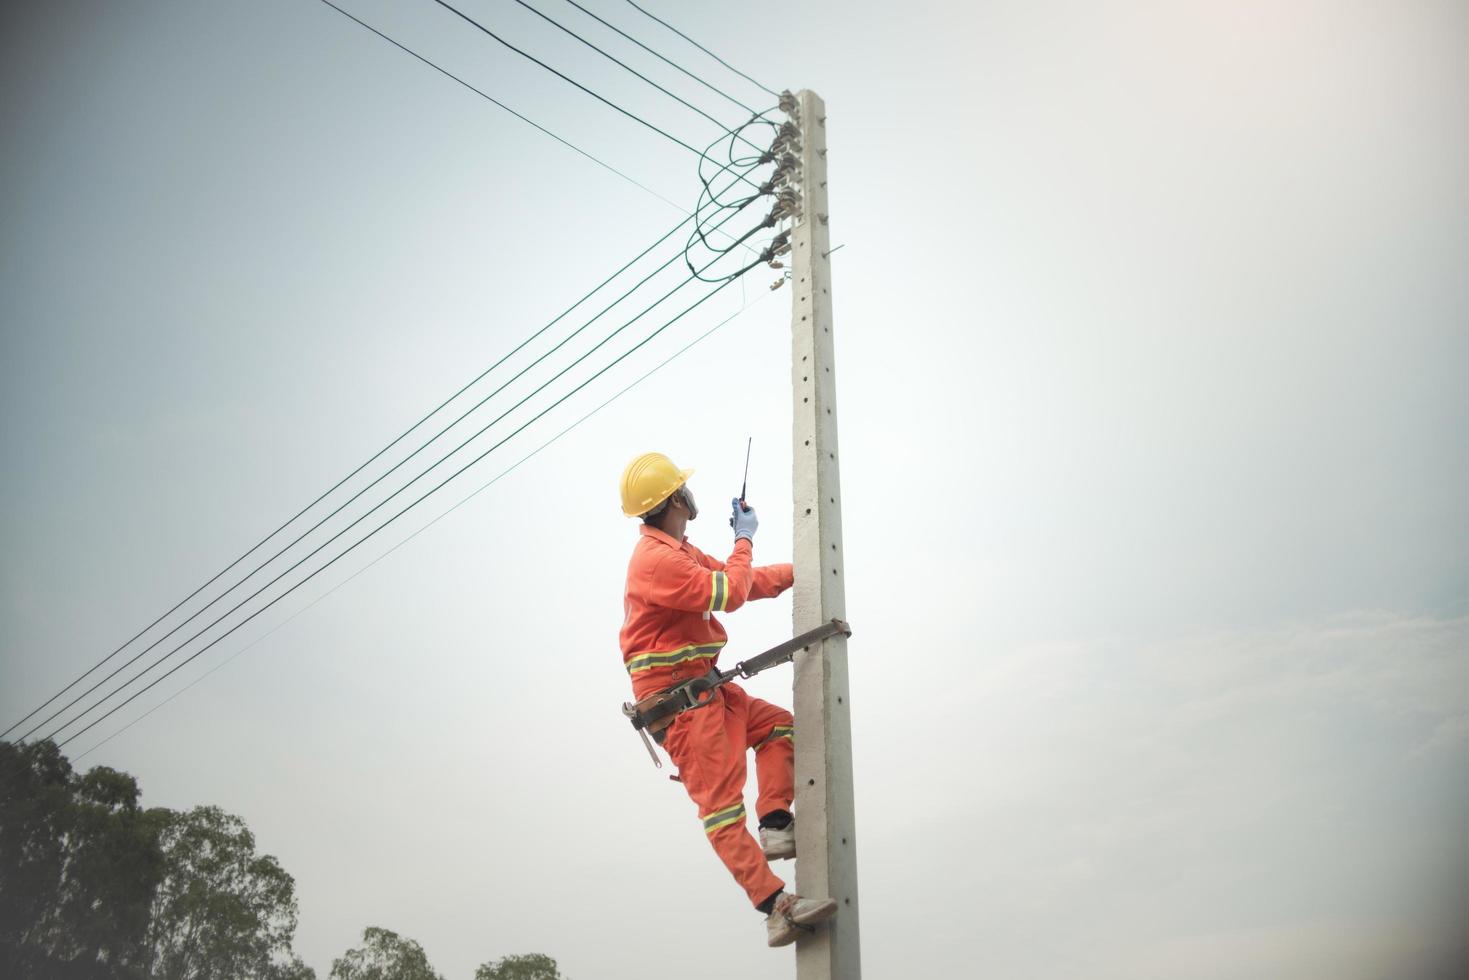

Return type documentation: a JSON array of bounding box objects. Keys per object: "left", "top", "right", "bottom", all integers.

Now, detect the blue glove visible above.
[{"left": 731, "top": 497, "right": 758, "bottom": 542}]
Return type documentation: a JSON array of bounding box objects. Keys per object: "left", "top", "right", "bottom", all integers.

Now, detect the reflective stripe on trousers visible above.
[{"left": 663, "top": 680, "right": 795, "bottom": 907}]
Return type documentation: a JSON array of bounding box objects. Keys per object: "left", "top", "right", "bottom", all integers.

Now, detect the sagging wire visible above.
[{"left": 682, "top": 95, "right": 803, "bottom": 284}]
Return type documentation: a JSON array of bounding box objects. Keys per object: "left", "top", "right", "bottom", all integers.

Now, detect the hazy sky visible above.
[{"left": 2, "top": 2, "right": 1466, "bottom": 978}]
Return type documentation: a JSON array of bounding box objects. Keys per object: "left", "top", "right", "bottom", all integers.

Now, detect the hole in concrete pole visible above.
[
  {"left": 805, "top": 508, "right": 812, "bottom": 515},
  {"left": 808, "top": 779, "right": 816, "bottom": 786}
]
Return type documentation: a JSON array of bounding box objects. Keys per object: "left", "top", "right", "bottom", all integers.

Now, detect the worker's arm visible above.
[
  {"left": 689, "top": 547, "right": 791, "bottom": 603},
  {"left": 750, "top": 563, "right": 794, "bottom": 600},
  {"left": 646, "top": 540, "right": 756, "bottom": 613}
]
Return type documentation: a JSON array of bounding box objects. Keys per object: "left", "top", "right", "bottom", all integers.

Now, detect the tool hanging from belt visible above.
[{"left": 621, "top": 618, "right": 852, "bottom": 768}]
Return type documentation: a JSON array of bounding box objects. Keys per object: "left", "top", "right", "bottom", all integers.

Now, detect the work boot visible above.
[
  {"left": 765, "top": 892, "right": 838, "bottom": 947},
  {"left": 760, "top": 823, "right": 796, "bottom": 860}
]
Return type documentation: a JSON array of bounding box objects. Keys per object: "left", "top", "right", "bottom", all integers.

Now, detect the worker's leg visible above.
[
  {"left": 742, "top": 689, "right": 795, "bottom": 823},
  {"left": 664, "top": 688, "right": 784, "bottom": 908}
]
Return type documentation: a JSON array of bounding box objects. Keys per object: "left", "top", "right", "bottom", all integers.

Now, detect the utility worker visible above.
[{"left": 619, "top": 452, "right": 838, "bottom": 947}]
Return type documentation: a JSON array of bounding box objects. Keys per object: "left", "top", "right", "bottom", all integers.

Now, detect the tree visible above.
[
  {"left": 475, "top": 953, "right": 564, "bottom": 980},
  {"left": 2, "top": 743, "right": 313, "bottom": 980},
  {"left": 0, "top": 739, "right": 73, "bottom": 972},
  {"left": 267, "top": 953, "right": 318, "bottom": 980},
  {"left": 145, "top": 805, "right": 311, "bottom": 980},
  {"left": 331, "top": 927, "right": 443, "bottom": 980},
  {"left": 0, "top": 740, "right": 165, "bottom": 980}
]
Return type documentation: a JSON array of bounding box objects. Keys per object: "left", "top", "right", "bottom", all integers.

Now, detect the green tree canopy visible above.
[
  {"left": 475, "top": 953, "right": 565, "bottom": 980},
  {"left": 145, "top": 805, "right": 309, "bottom": 980},
  {"left": 331, "top": 927, "right": 443, "bottom": 980},
  {"left": 1, "top": 740, "right": 165, "bottom": 980}
]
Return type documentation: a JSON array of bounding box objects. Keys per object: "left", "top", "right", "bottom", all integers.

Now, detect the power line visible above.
[
  {"left": 73, "top": 289, "right": 775, "bottom": 762},
  {"left": 311, "top": 0, "right": 763, "bottom": 261},
  {"left": 686, "top": 113, "right": 788, "bottom": 281},
  {"left": 20, "top": 191, "right": 767, "bottom": 746},
  {"left": 556, "top": 0, "right": 758, "bottom": 116},
  {"left": 313, "top": 0, "right": 681, "bottom": 215},
  {"left": 54, "top": 256, "right": 764, "bottom": 751},
  {"left": 620, "top": 0, "right": 779, "bottom": 97},
  {"left": 506, "top": 0, "right": 767, "bottom": 158},
  {"left": 8, "top": 149, "right": 769, "bottom": 740},
  {"left": 430, "top": 0, "right": 702, "bottom": 156},
  {"left": 7, "top": 1, "right": 785, "bottom": 744},
  {"left": 7, "top": 206, "right": 688, "bottom": 742},
  {"left": 39, "top": 206, "right": 774, "bottom": 746}
]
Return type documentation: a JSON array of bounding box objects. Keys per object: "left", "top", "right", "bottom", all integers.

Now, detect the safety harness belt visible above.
[{"left": 621, "top": 618, "right": 852, "bottom": 768}]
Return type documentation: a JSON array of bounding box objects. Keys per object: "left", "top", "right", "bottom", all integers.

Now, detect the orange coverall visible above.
[{"left": 620, "top": 524, "right": 795, "bottom": 907}]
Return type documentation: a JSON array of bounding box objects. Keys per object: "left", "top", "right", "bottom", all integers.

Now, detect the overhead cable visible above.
[
  {"left": 619, "top": 0, "right": 779, "bottom": 97},
  {"left": 53, "top": 253, "right": 767, "bottom": 751},
  {"left": 685, "top": 112, "right": 790, "bottom": 282},
  {"left": 7, "top": 4, "right": 789, "bottom": 742},
  {"left": 506, "top": 0, "right": 766, "bottom": 157},
  {"left": 21, "top": 190, "right": 767, "bottom": 746},
  {"left": 555, "top": 0, "right": 758, "bottom": 116},
  {"left": 72, "top": 290, "right": 775, "bottom": 762},
  {"left": 4, "top": 156, "right": 765, "bottom": 742},
  {"left": 310, "top": 0, "right": 761, "bottom": 260},
  {"left": 430, "top": 0, "right": 703, "bottom": 156},
  {"left": 312, "top": 0, "right": 683, "bottom": 214},
  {"left": 38, "top": 201, "right": 777, "bottom": 747}
]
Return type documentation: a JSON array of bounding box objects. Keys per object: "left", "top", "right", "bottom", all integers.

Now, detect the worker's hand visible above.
[{"left": 731, "top": 498, "right": 758, "bottom": 542}]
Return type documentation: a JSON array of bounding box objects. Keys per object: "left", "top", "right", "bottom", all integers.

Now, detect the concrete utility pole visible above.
[{"left": 787, "top": 89, "right": 860, "bottom": 979}]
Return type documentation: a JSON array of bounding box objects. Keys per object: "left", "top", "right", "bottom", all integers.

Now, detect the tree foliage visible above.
[
  {"left": 1, "top": 740, "right": 165, "bottom": 980},
  {"left": 5, "top": 740, "right": 556, "bottom": 980},
  {"left": 2, "top": 741, "right": 312, "bottom": 980},
  {"left": 331, "top": 927, "right": 443, "bottom": 980},
  {"left": 475, "top": 953, "right": 565, "bottom": 980},
  {"left": 145, "top": 805, "right": 307, "bottom": 980}
]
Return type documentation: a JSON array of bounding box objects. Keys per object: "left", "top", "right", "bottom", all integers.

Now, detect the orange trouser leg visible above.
[
  {"left": 664, "top": 684, "right": 784, "bottom": 908},
  {"left": 743, "top": 689, "right": 795, "bottom": 821}
]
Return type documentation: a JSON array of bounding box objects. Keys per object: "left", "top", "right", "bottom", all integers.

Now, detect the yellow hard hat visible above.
[{"left": 620, "top": 452, "right": 694, "bottom": 517}]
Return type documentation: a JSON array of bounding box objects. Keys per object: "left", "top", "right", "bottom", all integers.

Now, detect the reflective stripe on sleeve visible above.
[
  {"left": 708, "top": 570, "right": 728, "bottom": 613},
  {"left": 756, "top": 724, "right": 794, "bottom": 748},
  {"left": 624, "top": 641, "right": 726, "bottom": 675},
  {"left": 701, "top": 802, "right": 745, "bottom": 835}
]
